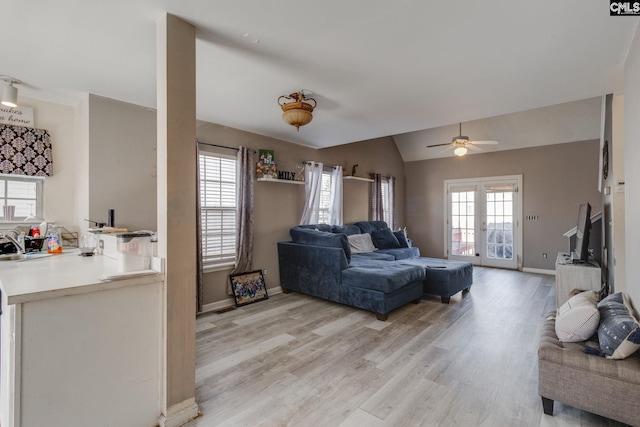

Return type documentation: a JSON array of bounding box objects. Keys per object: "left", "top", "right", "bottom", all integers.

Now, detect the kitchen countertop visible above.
[{"left": 0, "top": 250, "right": 162, "bottom": 305}]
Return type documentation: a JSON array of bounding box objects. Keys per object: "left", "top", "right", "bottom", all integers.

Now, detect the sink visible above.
[
  {"left": 0, "top": 253, "right": 25, "bottom": 261},
  {"left": 0, "top": 252, "right": 53, "bottom": 262}
]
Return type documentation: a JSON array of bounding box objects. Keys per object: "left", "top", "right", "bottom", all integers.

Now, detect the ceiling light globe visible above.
[{"left": 454, "top": 146, "right": 468, "bottom": 156}]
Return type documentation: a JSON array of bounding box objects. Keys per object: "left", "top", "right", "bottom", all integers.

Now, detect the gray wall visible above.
[
  {"left": 88, "top": 94, "right": 157, "bottom": 231},
  {"left": 404, "top": 140, "right": 603, "bottom": 271},
  {"left": 624, "top": 25, "right": 640, "bottom": 310}
]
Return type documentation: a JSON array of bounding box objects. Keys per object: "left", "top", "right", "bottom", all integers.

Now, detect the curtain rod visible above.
[
  {"left": 369, "top": 173, "right": 395, "bottom": 180},
  {"left": 196, "top": 139, "right": 256, "bottom": 153},
  {"left": 303, "top": 161, "right": 340, "bottom": 170}
]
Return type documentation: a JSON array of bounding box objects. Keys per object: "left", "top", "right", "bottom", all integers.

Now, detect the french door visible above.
[{"left": 446, "top": 175, "right": 522, "bottom": 270}]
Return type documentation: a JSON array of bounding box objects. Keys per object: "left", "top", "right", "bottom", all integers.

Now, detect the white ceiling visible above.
[{"left": 3, "top": 1, "right": 638, "bottom": 160}]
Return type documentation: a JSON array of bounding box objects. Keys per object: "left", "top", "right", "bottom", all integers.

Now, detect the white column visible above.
[{"left": 157, "top": 13, "right": 199, "bottom": 427}]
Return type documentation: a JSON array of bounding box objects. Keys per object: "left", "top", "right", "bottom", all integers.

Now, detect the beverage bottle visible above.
[{"left": 47, "top": 224, "right": 63, "bottom": 254}]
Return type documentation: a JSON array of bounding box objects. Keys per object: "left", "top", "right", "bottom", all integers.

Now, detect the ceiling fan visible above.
[{"left": 427, "top": 123, "right": 498, "bottom": 156}]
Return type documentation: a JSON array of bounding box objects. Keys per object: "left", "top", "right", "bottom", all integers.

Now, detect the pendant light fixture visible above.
[
  {"left": 0, "top": 76, "right": 21, "bottom": 108},
  {"left": 278, "top": 91, "right": 316, "bottom": 131}
]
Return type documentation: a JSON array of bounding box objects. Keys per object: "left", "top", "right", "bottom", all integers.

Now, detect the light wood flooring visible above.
[{"left": 187, "top": 267, "right": 628, "bottom": 427}]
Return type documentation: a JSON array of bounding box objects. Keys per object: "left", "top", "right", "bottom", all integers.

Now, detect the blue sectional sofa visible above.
[{"left": 277, "top": 221, "right": 473, "bottom": 320}]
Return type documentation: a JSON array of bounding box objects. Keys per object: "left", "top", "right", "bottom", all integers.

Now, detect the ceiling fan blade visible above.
[
  {"left": 427, "top": 143, "right": 453, "bottom": 148},
  {"left": 470, "top": 140, "right": 499, "bottom": 145},
  {"left": 440, "top": 145, "right": 455, "bottom": 153},
  {"left": 466, "top": 144, "right": 482, "bottom": 151}
]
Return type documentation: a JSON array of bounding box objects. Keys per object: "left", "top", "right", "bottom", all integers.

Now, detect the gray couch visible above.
[
  {"left": 277, "top": 221, "right": 473, "bottom": 320},
  {"left": 538, "top": 316, "right": 640, "bottom": 425}
]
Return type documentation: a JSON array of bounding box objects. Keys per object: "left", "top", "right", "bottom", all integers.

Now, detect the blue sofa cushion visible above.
[
  {"left": 342, "top": 263, "right": 425, "bottom": 293},
  {"left": 377, "top": 247, "right": 420, "bottom": 259},
  {"left": 371, "top": 228, "right": 401, "bottom": 249},
  {"left": 350, "top": 252, "right": 396, "bottom": 267},
  {"left": 332, "top": 225, "right": 361, "bottom": 236},
  {"left": 393, "top": 230, "right": 410, "bottom": 248},
  {"left": 290, "top": 227, "right": 351, "bottom": 263},
  {"left": 354, "top": 221, "right": 389, "bottom": 234}
]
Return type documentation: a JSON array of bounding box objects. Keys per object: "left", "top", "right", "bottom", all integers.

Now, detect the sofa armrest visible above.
[{"left": 277, "top": 242, "right": 349, "bottom": 300}]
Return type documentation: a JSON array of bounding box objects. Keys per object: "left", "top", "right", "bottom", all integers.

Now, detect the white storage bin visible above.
[{"left": 115, "top": 232, "right": 153, "bottom": 273}]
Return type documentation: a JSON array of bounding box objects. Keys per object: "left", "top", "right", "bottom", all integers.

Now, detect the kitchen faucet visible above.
[{"left": 0, "top": 230, "right": 26, "bottom": 254}]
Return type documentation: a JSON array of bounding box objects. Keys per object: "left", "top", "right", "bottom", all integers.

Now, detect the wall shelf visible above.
[
  {"left": 256, "top": 178, "right": 304, "bottom": 185},
  {"left": 343, "top": 176, "right": 374, "bottom": 182}
]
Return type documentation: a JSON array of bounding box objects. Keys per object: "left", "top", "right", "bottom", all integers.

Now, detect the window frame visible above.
[
  {"left": 0, "top": 173, "right": 44, "bottom": 223},
  {"left": 198, "top": 151, "right": 238, "bottom": 271}
]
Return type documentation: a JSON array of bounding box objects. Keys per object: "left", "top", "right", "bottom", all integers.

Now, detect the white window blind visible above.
[
  {"left": 199, "top": 153, "right": 237, "bottom": 267},
  {"left": 381, "top": 178, "right": 392, "bottom": 227},
  {"left": 0, "top": 174, "right": 43, "bottom": 221},
  {"left": 318, "top": 171, "right": 332, "bottom": 224}
]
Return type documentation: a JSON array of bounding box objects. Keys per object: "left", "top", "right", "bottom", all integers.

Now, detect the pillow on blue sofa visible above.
[
  {"left": 290, "top": 227, "right": 351, "bottom": 262},
  {"left": 393, "top": 229, "right": 409, "bottom": 248},
  {"left": 597, "top": 292, "right": 640, "bottom": 359},
  {"left": 347, "top": 233, "right": 377, "bottom": 253},
  {"left": 371, "top": 228, "right": 401, "bottom": 249},
  {"left": 354, "top": 221, "right": 389, "bottom": 234}
]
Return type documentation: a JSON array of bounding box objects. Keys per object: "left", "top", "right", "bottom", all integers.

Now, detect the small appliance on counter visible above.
[{"left": 99, "top": 231, "right": 154, "bottom": 273}]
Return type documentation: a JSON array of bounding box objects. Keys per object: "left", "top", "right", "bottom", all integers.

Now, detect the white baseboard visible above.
[
  {"left": 199, "top": 286, "right": 283, "bottom": 315},
  {"left": 522, "top": 267, "right": 555, "bottom": 276},
  {"left": 158, "top": 398, "right": 199, "bottom": 427}
]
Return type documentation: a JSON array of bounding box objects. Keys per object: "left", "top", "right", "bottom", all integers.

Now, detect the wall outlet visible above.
[{"left": 264, "top": 269, "right": 268, "bottom": 275}]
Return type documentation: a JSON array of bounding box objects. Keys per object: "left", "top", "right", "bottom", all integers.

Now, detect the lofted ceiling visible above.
[{"left": 2, "top": 1, "right": 638, "bottom": 160}]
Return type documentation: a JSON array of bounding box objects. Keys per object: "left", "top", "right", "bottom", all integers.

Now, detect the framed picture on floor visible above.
[{"left": 229, "top": 270, "right": 269, "bottom": 307}]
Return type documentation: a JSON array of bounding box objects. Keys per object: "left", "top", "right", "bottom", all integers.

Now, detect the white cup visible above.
[{"left": 3, "top": 205, "right": 15, "bottom": 221}]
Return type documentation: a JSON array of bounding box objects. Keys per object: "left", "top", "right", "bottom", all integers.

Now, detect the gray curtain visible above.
[
  {"left": 230, "top": 146, "right": 255, "bottom": 293},
  {"left": 370, "top": 173, "right": 383, "bottom": 221},
  {"left": 196, "top": 144, "right": 204, "bottom": 313}
]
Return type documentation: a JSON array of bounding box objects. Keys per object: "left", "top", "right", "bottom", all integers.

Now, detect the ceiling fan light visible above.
[
  {"left": 1, "top": 83, "right": 18, "bottom": 108},
  {"left": 454, "top": 146, "right": 467, "bottom": 156}
]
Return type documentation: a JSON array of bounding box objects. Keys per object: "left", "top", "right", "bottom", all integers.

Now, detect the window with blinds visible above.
[
  {"left": 381, "top": 179, "right": 393, "bottom": 227},
  {"left": 318, "top": 171, "right": 332, "bottom": 224},
  {"left": 0, "top": 174, "right": 43, "bottom": 221},
  {"left": 199, "top": 153, "right": 237, "bottom": 267}
]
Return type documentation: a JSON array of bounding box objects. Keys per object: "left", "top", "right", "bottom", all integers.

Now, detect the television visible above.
[{"left": 571, "top": 202, "right": 592, "bottom": 263}]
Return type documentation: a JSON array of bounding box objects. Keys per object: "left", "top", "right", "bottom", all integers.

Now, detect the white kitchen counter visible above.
[
  {"left": 0, "top": 251, "right": 161, "bottom": 304},
  {"left": 0, "top": 250, "right": 164, "bottom": 427}
]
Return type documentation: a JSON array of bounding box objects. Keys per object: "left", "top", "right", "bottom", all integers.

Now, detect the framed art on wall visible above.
[{"left": 229, "top": 270, "right": 269, "bottom": 307}]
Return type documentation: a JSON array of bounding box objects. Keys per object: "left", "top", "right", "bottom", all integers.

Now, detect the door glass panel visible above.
[
  {"left": 451, "top": 190, "right": 475, "bottom": 256},
  {"left": 485, "top": 190, "right": 514, "bottom": 260}
]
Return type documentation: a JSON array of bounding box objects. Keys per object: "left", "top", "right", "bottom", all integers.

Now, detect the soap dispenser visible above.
[{"left": 47, "top": 224, "right": 63, "bottom": 254}]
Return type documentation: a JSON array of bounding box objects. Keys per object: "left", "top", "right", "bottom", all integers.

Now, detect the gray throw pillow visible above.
[{"left": 347, "top": 233, "right": 377, "bottom": 253}]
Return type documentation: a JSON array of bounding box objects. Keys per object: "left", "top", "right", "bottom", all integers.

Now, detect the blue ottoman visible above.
[{"left": 399, "top": 257, "right": 473, "bottom": 303}]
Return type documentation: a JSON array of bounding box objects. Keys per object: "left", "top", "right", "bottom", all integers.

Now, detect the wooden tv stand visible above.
[{"left": 555, "top": 252, "right": 601, "bottom": 308}]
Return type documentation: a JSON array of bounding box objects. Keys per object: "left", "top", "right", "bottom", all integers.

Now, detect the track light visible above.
[{"left": 0, "top": 76, "right": 21, "bottom": 108}]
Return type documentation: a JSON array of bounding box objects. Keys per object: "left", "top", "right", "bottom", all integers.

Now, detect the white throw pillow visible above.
[
  {"left": 555, "top": 290, "right": 600, "bottom": 342},
  {"left": 347, "top": 233, "right": 377, "bottom": 253}
]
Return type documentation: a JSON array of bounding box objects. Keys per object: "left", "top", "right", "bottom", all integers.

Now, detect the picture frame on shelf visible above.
[{"left": 229, "top": 270, "right": 269, "bottom": 307}]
